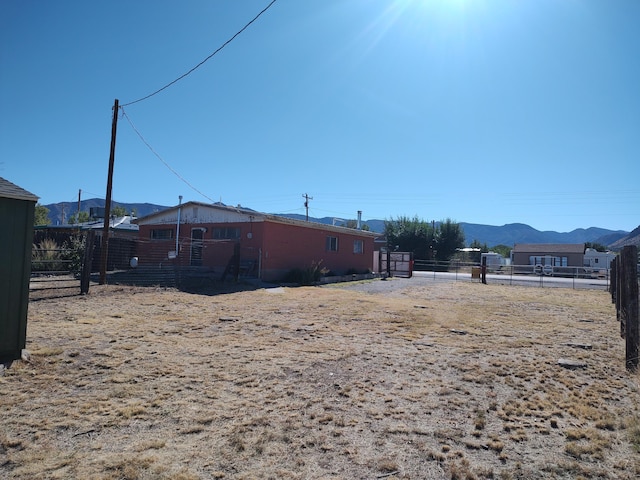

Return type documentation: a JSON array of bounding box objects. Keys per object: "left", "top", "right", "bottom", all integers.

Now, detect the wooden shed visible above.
[{"left": 0, "top": 178, "right": 38, "bottom": 362}]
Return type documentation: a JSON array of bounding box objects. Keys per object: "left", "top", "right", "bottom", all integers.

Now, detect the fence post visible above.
[
  {"left": 610, "top": 257, "right": 616, "bottom": 304},
  {"left": 80, "top": 231, "right": 95, "bottom": 294},
  {"left": 481, "top": 256, "right": 487, "bottom": 284},
  {"left": 617, "top": 255, "right": 624, "bottom": 337},
  {"left": 621, "top": 246, "right": 639, "bottom": 371}
]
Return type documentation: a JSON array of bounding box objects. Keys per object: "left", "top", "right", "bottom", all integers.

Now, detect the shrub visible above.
[
  {"left": 32, "top": 238, "right": 63, "bottom": 272},
  {"left": 282, "top": 261, "right": 328, "bottom": 285},
  {"left": 62, "top": 235, "right": 87, "bottom": 276}
]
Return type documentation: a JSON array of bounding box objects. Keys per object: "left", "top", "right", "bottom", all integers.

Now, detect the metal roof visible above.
[
  {"left": 0, "top": 177, "right": 38, "bottom": 202},
  {"left": 512, "top": 243, "right": 585, "bottom": 254},
  {"left": 135, "top": 201, "right": 377, "bottom": 237}
]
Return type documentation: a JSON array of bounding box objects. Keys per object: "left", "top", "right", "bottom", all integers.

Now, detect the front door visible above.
[{"left": 190, "top": 229, "right": 204, "bottom": 266}]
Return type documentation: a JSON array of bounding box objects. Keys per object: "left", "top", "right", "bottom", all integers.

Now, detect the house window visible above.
[
  {"left": 530, "top": 255, "right": 568, "bottom": 266},
  {"left": 150, "top": 229, "right": 173, "bottom": 240},
  {"left": 326, "top": 236, "right": 338, "bottom": 252},
  {"left": 213, "top": 227, "right": 241, "bottom": 240},
  {"left": 353, "top": 239, "right": 364, "bottom": 254}
]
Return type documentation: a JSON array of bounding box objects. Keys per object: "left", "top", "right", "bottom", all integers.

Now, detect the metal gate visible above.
[{"left": 379, "top": 250, "right": 413, "bottom": 278}]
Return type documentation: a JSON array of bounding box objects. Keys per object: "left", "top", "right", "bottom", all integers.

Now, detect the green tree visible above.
[
  {"left": 469, "top": 239, "right": 489, "bottom": 252},
  {"left": 490, "top": 244, "right": 512, "bottom": 259},
  {"left": 69, "top": 211, "right": 90, "bottom": 224},
  {"left": 435, "top": 218, "right": 465, "bottom": 261},
  {"left": 111, "top": 205, "right": 127, "bottom": 217},
  {"left": 34, "top": 203, "right": 51, "bottom": 226},
  {"left": 384, "top": 216, "right": 434, "bottom": 259},
  {"left": 345, "top": 219, "right": 370, "bottom": 231},
  {"left": 585, "top": 242, "right": 607, "bottom": 252},
  {"left": 465, "top": 239, "right": 488, "bottom": 263},
  {"left": 62, "top": 235, "right": 86, "bottom": 275}
]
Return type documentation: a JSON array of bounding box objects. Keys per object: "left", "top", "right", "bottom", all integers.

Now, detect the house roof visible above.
[
  {"left": 134, "top": 201, "right": 248, "bottom": 223},
  {"left": 512, "top": 243, "right": 585, "bottom": 254},
  {"left": 135, "top": 201, "right": 378, "bottom": 237},
  {"left": 0, "top": 177, "right": 38, "bottom": 202}
]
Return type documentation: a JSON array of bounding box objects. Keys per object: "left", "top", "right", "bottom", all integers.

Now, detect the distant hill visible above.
[
  {"left": 609, "top": 225, "right": 640, "bottom": 250},
  {"left": 40, "top": 200, "right": 629, "bottom": 249},
  {"left": 276, "top": 214, "right": 628, "bottom": 248},
  {"left": 459, "top": 223, "right": 628, "bottom": 248}
]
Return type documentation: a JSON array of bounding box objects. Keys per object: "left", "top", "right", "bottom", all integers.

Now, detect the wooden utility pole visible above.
[
  {"left": 99, "top": 99, "right": 119, "bottom": 284},
  {"left": 77, "top": 189, "right": 81, "bottom": 224},
  {"left": 481, "top": 255, "right": 487, "bottom": 285},
  {"left": 302, "top": 193, "right": 313, "bottom": 221},
  {"left": 81, "top": 231, "right": 96, "bottom": 294}
]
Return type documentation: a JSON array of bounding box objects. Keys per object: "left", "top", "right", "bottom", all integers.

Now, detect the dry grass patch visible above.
[{"left": 1, "top": 281, "right": 639, "bottom": 479}]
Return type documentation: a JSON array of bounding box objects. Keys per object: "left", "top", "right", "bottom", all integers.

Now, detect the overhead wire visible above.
[
  {"left": 120, "top": 107, "right": 216, "bottom": 203},
  {"left": 120, "top": 0, "right": 277, "bottom": 107}
]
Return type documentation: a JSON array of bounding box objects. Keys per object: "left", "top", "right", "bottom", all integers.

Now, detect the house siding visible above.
[{"left": 511, "top": 244, "right": 585, "bottom": 267}]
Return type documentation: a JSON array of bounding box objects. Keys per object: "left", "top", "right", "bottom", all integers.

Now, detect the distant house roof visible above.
[
  {"left": 33, "top": 216, "right": 139, "bottom": 233},
  {"left": 512, "top": 243, "right": 585, "bottom": 254},
  {"left": 0, "top": 177, "right": 38, "bottom": 202},
  {"left": 80, "top": 215, "right": 139, "bottom": 232}
]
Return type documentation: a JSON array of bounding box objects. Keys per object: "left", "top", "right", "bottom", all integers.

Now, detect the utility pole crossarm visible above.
[{"left": 302, "top": 193, "right": 313, "bottom": 222}]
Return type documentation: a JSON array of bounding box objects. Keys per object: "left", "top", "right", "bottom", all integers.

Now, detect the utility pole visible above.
[
  {"left": 302, "top": 193, "right": 313, "bottom": 222},
  {"left": 100, "top": 99, "right": 119, "bottom": 284},
  {"left": 77, "top": 189, "right": 81, "bottom": 224}
]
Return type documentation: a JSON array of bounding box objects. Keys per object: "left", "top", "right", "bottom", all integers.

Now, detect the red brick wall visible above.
[
  {"left": 137, "top": 220, "right": 373, "bottom": 281},
  {"left": 260, "top": 221, "right": 374, "bottom": 281}
]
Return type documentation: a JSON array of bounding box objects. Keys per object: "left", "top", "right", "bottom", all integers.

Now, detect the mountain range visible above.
[{"left": 42, "top": 199, "right": 635, "bottom": 249}]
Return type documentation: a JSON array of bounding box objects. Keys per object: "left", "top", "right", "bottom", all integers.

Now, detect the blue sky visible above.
[{"left": 1, "top": 0, "right": 638, "bottom": 233}]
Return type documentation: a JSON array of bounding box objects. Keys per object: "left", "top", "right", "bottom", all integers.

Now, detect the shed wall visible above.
[{"left": 0, "top": 197, "right": 35, "bottom": 361}]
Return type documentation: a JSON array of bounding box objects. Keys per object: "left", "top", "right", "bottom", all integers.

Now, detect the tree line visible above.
[
  {"left": 384, "top": 216, "right": 612, "bottom": 263},
  {"left": 384, "top": 216, "right": 465, "bottom": 261}
]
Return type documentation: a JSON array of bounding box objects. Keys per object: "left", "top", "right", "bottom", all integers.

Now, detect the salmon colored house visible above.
[{"left": 134, "top": 201, "right": 377, "bottom": 282}]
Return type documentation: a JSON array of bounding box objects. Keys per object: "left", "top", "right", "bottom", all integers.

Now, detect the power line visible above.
[
  {"left": 121, "top": 0, "right": 277, "bottom": 107},
  {"left": 121, "top": 107, "right": 216, "bottom": 203}
]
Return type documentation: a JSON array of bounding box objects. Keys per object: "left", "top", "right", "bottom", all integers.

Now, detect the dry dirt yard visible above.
[{"left": 1, "top": 279, "right": 639, "bottom": 480}]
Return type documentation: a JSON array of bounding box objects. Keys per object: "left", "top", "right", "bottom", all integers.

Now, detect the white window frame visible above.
[{"left": 326, "top": 236, "right": 338, "bottom": 252}]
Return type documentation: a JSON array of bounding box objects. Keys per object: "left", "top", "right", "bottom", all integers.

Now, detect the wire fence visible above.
[
  {"left": 412, "top": 260, "right": 612, "bottom": 291},
  {"left": 94, "top": 236, "right": 260, "bottom": 292},
  {"left": 32, "top": 231, "right": 633, "bottom": 297}
]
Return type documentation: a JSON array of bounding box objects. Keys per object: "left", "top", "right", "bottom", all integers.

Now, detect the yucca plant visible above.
[{"left": 31, "top": 238, "right": 63, "bottom": 272}]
